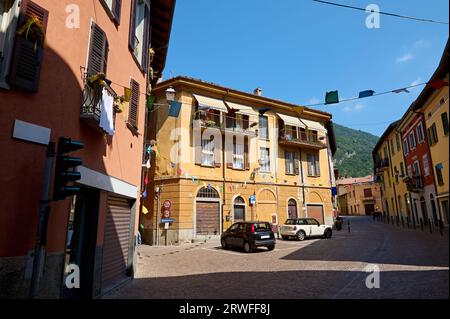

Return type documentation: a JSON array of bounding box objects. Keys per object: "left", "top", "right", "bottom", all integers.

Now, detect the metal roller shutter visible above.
[
  {"left": 101, "top": 195, "right": 132, "bottom": 292},
  {"left": 307, "top": 205, "right": 324, "bottom": 224}
]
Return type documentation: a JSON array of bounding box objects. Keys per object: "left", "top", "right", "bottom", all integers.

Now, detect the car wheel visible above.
[
  {"left": 297, "top": 230, "right": 306, "bottom": 241},
  {"left": 244, "top": 242, "right": 253, "bottom": 253},
  {"left": 324, "top": 229, "right": 332, "bottom": 239},
  {"left": 267, "top": 245, "right": 275, "bottom": 251},
  {"left": 221, "top": 239, "right": 228, "bottom": 249},
  {"left": 281, "top": 235, "right": 289, "bottom": 240}
]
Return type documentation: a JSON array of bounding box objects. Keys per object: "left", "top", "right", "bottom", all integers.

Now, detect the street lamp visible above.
[{"left": 165, "top": 87, "right": 176, "bottom": 102}]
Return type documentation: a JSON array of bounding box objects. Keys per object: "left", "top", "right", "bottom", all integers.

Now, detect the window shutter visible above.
[
  {"left": 9, "top": 0, "right": 49, "bottom": 92},
  {"left": 112, "top": 0, "right": 122, "bottom": 24},
  {"left": 244, "top": 137, "right": 250, "bottom": 170},
  {"left": 129, "top": 0, "right": 137, "bottom": 51},
  {"left": 294, "top": 151, "right": 300, "bottom": 175},
  {"left": 228, "top": 136, "right": 235, "bottom": 169},
  {"left": 442, "top": 112, "right": 449, "bottom": 135},
  {"left": 128, "top": 79, "right": 140, "bottom": 128},
  {"left": 285, "top": 151, "right": 290, "bottom": 175},
  {"left": 307, "top": 155, "right": 313, "bottom": 176},
  {"left": 426, "top": 128, "right": 432, "bottom": 145},
  {"left": 87, "top": 22, "right": 108, "bottom": 76},
  {"left": 141, "top": 5, "right": 150, "bottom": 72}
]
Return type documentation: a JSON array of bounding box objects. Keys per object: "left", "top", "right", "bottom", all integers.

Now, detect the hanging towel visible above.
[{"left": 100, "top": 88, "right": 115, "bottom": 136}]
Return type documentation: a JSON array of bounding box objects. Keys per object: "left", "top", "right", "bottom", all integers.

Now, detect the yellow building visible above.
[
  {"left": 415, "top": 40, "right": 449, "bottom": 225},
  {"left": 336, "top": 176, "right": 382, "bottom": 216},
  {"left": 141, "top": 77, "right": 337, "bottom": 244},
  {"left": 373, "top": 121, "right": 411, "bottom": 223}
]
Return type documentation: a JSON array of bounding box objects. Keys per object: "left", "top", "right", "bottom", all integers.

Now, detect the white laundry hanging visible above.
[{"left": 99, "top": 87, "right": 115, "bottom": 136}]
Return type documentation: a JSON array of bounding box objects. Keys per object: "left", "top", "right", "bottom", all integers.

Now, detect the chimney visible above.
[{"left": 253, "top": 88, "right": 262, "bottom": 96}]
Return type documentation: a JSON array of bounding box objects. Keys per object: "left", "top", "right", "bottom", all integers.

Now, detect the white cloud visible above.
[
  {"left": 410, "top": 77, "right": 422, "bottom": 90},
  {"left": 343, "top": 103, "right": 366, "bottom": 112},
  {"left": 396, "top": 53, "right": 414, "bottom": 63}
]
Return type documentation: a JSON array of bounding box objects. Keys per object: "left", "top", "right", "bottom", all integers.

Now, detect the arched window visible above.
[
  {"left": 197, "top": 187, "right": 219, "bottom": 199},
  {"left": 234, "top": 196, "right": 246, "bottom": 222}
]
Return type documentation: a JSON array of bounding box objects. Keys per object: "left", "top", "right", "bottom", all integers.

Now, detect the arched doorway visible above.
[
  {"left": 288, "top": 199, "right": 298, "bottom": 219},
  {"left": 233, "top": 196, "right": 246, "bottom": 222},
  {"left": 257, "top": 189, "right": 277, "bottom": 222},
  {"left": 420, "top": 196, "right": 429, "bottom": 225},
  {"left": 430, "top": 194, "right": 438, "bottom": 226},
  {"left": 196, "top": 187, "right": 221, "bottom": 236}
]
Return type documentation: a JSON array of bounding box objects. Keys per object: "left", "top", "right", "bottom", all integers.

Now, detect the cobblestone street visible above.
[{"left": 105, "top": 217, "right": 449, "bottom": 299}]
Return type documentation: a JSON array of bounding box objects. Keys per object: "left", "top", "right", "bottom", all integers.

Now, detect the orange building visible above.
[
  {"left": 0, "top": 0, "right": 175, "bottom": 298},
  {"left": 337, "top": 176, "right": 382, "bottom": 216}
]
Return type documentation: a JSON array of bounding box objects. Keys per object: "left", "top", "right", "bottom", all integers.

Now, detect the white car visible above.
[{"left": 280, "top": 218, "right": 332, "bottom": 241}]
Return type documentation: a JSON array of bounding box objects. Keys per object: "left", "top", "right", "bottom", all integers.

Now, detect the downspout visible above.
[{"left": 299, "top": 149, "right": 306, "bottom": 217}]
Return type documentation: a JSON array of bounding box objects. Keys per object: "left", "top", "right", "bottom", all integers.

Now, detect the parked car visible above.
[
  {"left": 280, "top": 218, "right": 332, "bottom": 241},
  {"left": 221, "top": 221, "right": 276, "bottom": 253}
]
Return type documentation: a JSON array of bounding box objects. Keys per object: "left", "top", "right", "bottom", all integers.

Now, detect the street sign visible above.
[
  {"left": 163, "top": 200, "right": 171, "bottom": 210},
  {"left": 163, "top": 210, "right": 171, "bottom": 218},
  {"left": 250, "top": 195, "right": 256, "bottom": 205},
  {"left": 161, "top": 218, "right": 175, "bottom": 223}
]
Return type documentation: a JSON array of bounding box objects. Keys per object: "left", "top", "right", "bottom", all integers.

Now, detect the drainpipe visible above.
[{"left": 299, "top": 149, "right": 306, "bottom": 217}]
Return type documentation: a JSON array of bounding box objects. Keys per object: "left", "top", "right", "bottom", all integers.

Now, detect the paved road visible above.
[{"left": 105, "top": 216, "right": 449, "bottom": 299}]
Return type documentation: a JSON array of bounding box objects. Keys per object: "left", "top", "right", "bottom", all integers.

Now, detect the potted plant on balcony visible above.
[{"left": 204, "top": 120, "right": 217, "bottom": 127}]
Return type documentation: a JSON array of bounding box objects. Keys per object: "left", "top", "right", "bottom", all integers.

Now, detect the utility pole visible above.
[{"left": 29, "top": 142, "right": 55, "bottom": 299}]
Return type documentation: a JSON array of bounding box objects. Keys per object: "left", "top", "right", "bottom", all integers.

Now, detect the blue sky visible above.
[{"left": 163, "top": 0, "right": 449, "bottom": 136}]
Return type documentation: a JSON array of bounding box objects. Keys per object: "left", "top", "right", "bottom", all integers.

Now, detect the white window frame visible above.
[
  {"left": 259, "top": 115, "right": 269, "bottom": 140},
  {"left": 403, "top": 139, "right": 409, "bottom": 155},
  {"left": 409, "top": 131, "right": 416, "bottom": 150},
  {"left": 416, "top": 123, "right": 425, "bottom": 143},
  {"left": 132, "top": 0, "right": 150, "bottom": 65},
  {"left": 232, "top": 142, "right": 244, "bottom": 170},
  {"left": 260, "top": 147, "right": 271, "bottom": 173},
  {"left": 407, "top": 165, "right": 412, "bottom": 178},
  {"left": 422, "top": 154, "right": 430, "bottom": 177},
  {"left": 201, "top": 138, "right": 215, "bottom": 167},
  {"left": 0, "top": 0, "right": 20, "bottom": 89},
  {"left": 413, "top": 160, "right": 421, "bottom": 177}
]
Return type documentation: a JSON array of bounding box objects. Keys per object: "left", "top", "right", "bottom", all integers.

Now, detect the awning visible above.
[
  {"left": 225, "top": 101, "right": 259, "bottom": 117},
  {"left": 193, "top": 94, "right": 228, "bottom": 113},
  {"left": 277, "top": 113, "right": 306, "bottom": 128},
  {"left": 301, "top": 119, "right": 327, "bottom": 132}
]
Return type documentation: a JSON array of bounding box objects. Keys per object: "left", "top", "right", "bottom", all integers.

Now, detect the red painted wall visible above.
[
  {"left": 0, "top": 0, "right": 145, "bottom": 257},
  {"left": 401, "top": 113, "right": 435, "bottom": 187}
]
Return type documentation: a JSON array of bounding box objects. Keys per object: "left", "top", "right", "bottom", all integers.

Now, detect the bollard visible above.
[
  {"left": 348, "top": 220, "right": 351, "bottom": 233},
  {"left": 439, "top": 220, "right": 444, "bottom": 236},
  {"left": 420, "top": 219, "right": 424, "bottom": 232},
  {"left": 401, "top": 216, "right": 404, "bottom": 228},
  {"left": 429, "top": 219, "right": 432, "bottom": 234},
  {"left": 391, "top": 216, "right": 394, "bottom": 225}
]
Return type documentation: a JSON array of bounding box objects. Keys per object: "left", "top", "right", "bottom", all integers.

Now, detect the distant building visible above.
[{"left": 336, "top": 175, "right": 382, "bottom": 216}]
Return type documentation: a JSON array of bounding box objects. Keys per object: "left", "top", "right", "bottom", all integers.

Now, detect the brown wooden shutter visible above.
[
  {"left": 129, "top": 0, "right": 137, "bottom": 51},
  {"left": 294, "top": 151, "right": 300, "bottom": 175},
  {"left": 244, "top": 137, "right": 250, "bottom": 170},
  {"left": 9, "top": 0, "right": 49, "bottom": 92},
  {"left": 307, "top": 154, "right": 313, "bottom": 176},
  {"left": 87, "top": 22, "right": 108, "bottom": 76},
  {"left": 128, "top": 79, "right": 140, "bottom": 128},
  {"left": 112, "top": 0, "right": 122, "bottom": 24}
]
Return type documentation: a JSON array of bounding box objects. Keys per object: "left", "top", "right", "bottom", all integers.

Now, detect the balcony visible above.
[
  {"left": 278, "top": 129, "right": 327, "bottom": 150},
  {"left": 374, "top": 158, "right": 389, "bottom": 175},
  {"left": 193, "top": 110, "right": 258, "bottom": 136},
  {"left": 404, "top": 175, "right": 424, "bottom": 193},
  {"left": 80, "top": 75, "right": 117, "bottom": 134}
]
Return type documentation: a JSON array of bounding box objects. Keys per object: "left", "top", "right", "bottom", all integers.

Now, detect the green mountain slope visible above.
[{"left": 333, "top": 123, "right": 379, "bottom": 178}]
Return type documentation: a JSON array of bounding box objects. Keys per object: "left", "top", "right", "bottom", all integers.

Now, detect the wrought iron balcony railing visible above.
[{"left": 278, "top": 129, "right": 327, "bottom": 149}]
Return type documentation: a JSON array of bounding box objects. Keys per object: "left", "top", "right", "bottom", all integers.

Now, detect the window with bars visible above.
[
  {"left": 260, "top": 147, "right": 270, "bottom": 173},
  {"left": 202, "top": 138, "right": 215, "bottom": 167},
  {"left": 197, "top": 187, "right": 220, "bottom": 199}
]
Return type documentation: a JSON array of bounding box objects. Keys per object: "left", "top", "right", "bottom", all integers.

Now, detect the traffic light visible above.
[{"left": 53, "top": 137, "right": 84, "bottom": 201}]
